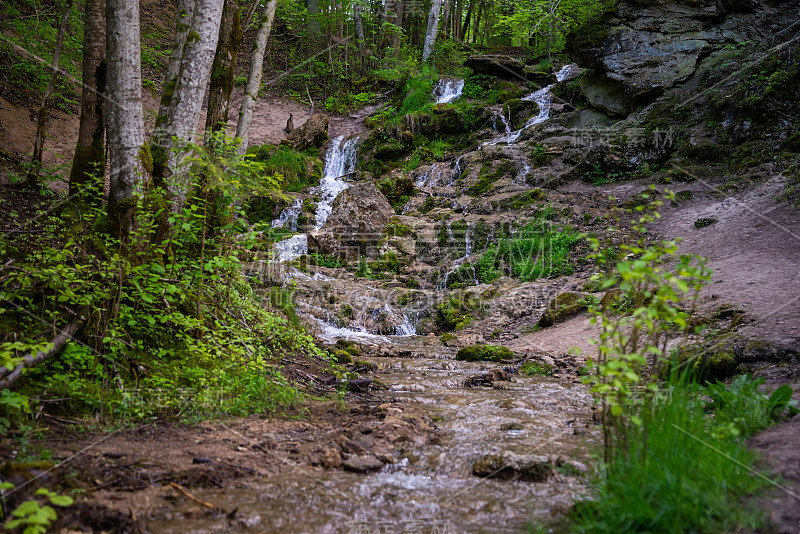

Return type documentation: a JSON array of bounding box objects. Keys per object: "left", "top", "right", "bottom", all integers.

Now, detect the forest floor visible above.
[{"left": 2, "top": 87, "right": 800, "bottom": 531}]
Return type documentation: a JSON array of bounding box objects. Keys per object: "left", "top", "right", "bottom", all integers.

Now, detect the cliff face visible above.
[{"left": 567, "top": 0, "right": 800, "bottom": 112}]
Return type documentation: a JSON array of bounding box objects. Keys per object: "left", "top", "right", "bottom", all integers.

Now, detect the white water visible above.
[
  {"left": 314, "top": 135, "right": 360, "bottom": 229},
  {"left": 271, "top": 198, "right": 302, "bottom": 231},
  {"left": 270, "top": 135, "right": 360, "bottom": 263},
  {"left": 438, "top": 222, "right": 478, "bottom": 290},
  {"left": 433, "top": 78, "right": 464, "bottom": 104},
  {"left": 481, "top": 64, "right": 580, "bottom": 148}
]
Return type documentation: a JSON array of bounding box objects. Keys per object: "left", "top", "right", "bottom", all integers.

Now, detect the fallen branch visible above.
[
  {"left": 0, "top": 307, "right": 89, "bottom": 389},
  {"left": 168, "top": 482, "right": 217, "bottom": 509}
]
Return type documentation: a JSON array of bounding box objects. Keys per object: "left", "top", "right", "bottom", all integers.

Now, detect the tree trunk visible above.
[
  {"left": 205, "top": 0, "right": 242, "bottom": 133},
  {"left": 0, "top": 308, "right": 89, "bottom": 390},
  {"left": 154, "top": 0, "right": 224, "bottom": 212},
  {"left": 28, "top": 0, "right": 74, "bottom": 188},
  {"left": 391, "top": 0, "right": 404, "bottom": 54},
  {"left": 441, "top": 0, "right": 451, "bottom": 39},
  {"left": 235, "top": 0, "right": 277, "bottom": 154},
  {"left": 454, "top": 0, "right": 461, "bottom": 40},
  {"left": 461, "top": 0, "right": 472, "bottom": 41},
  {"left": 157, "top": 0, "right": 196, "bottom": 125},
  {"left": 68, "top": 0, "right": 105, "bottom": 202},
  {"left": 106, "top": 0, "right": 148, "bottom": 240},
  {"left": 353, "top": 4, "right": 367, "bottom": 60},
  {"left": 421, "top": 0, "right": 442, "bottom": 62},
  {"left": 472, "top": 0, "right": 482, "bottom": 44}
]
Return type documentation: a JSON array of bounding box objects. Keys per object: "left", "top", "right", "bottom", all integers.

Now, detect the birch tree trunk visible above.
[
  {"left": 157, "top": 0, "right": 196, "bottom": 125},
  {"left": 28, "top": 0, "right": 73, "bottom": 188},
  {"left": 421, "top": 0, "right": 442, "bottom": 62},
  {"left": 154, "top": 0, "right": 224, "bottom": 212},
  {"left": 106, "top": 0, "right": 147, "bottom": 239},
  {"left": 205, "top": 0, "right": 242, "bottom": 133},
  {"left": 234, "top": 0, "right": 277, "bottom": 154},
  {"left": 68, "top": 0, "right": 105, "bottom": 202}
]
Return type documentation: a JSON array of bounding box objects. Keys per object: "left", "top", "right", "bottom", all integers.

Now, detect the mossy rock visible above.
[
  {"left": 669, "top": 346, "right": 738, "bottom": 382},
  {"left": 519, "top": 361, "right": 553, "bottom": 376},
  {"left": 694, "top": 217, "right": 718, "bottom": 228},
  {"left": 456, "top": 344, "right": 515, "bottom": 362},
  {"left": 334, "top": 350, "right": 353, "bottom": 364},
  {"left": 538, "top": 292, "right": 588, "bottom": 327}
]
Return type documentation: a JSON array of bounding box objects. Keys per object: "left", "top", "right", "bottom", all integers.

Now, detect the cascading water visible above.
[
  {"left": 433, "top": 78, "right": 464, "bottom": 104},
  {"left": 438, "top": 222, "right": 478, "bottom": 290},
  {"left": 271, "top": 135, "right": 360, "bottom": 263},
  {"left": 271, "top": 198, "right": 302, "bottom": 232},
  {"left": 481, "top": 64, "right": 581, "bottom": 148},
  {"left": 314, "top": 135, "right": 360, "bottom": 229}
]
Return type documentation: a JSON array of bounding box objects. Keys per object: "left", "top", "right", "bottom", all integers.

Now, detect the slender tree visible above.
[
  {"left": 235, "top": 0, "right": 277, "bottom": 154},
  {"left": 205, "top": 0, "right": 243, "bottom": 133},
  {"left": 153, "top": 0, "right": 225, "bottom": 212},
  {"left": 422, "top": 0, "right": 443, "bottom": 62},
  {"left": 158, "top": 0, "right": 196, "bottom": 124},
  {"left": 105, "top": 0, "right": 148, "bottom": 239},
  {"left": 28, "top": 0, "right": 74, "bottom": 188},
  {"left": 68, "top": 0, "right": 106, "bottom": 202}
]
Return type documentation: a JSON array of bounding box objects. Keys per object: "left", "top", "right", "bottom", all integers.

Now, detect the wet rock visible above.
[
  {"left": 577, "top": 73, "right": 628, "bottom": 117},
  {"left": 472, "top": 452, "right": 555, "bottom": 482},
  {"left": 342, "top": 454, "right": 384, "bottom": 473},
  {"left": 284, "top": 113, "right": 329, "bottom": 150},
  {"left": 463, "top": 368, "right": 511, "bottom": 388},
  {"left": 334, "top": 350, "right": 353, "bottom": 364},
  {"left": 346, "top": 379, "right": 373, "bottom": 393},
  {"left": 321, "top": 448, "right": 342, "bottom": 469},
  {"left": 465, "top": 54, "right": 526, "bottom": 78},
  {"left": 538, "top": 292, "right": 589, "bottom": 328},
  {"left": 456, "top": 344, "right": 515, "bottom": 362},
  {"left": 308, "top": 183, "right": 395, "bottom": 260}
]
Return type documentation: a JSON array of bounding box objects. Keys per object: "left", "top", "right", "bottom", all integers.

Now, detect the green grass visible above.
[
  {"left": 246, "top": 144, "right": 321, "bottom": 192},
  {"left": 569, "top": 373, "right": 796, "bottom": 533},
  {"left": 476, "top": 218, "right": 580, "bottom": 283}
]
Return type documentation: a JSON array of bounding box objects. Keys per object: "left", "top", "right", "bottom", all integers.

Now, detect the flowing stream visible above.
[
  {"left": 150, "top": 65, "right": 599, "bottom": 532},
  {"left": 143, "top": 336, "right": 595, "bottom": 533},
  {"left": 271, "top": 136, "right": 361, "bottom": 263}
]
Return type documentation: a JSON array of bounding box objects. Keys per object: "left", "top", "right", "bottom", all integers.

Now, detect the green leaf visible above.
[{"left": 49, "top": 495, "right": 74, "bottom": 507}]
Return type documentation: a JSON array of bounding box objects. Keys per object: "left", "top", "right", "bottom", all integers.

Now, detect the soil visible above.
[{"left": 3, "top": 398, "right": 436, "bottom": 533}]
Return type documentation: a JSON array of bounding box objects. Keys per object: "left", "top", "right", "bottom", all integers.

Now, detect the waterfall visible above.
[
  {"left": 480, "top": 65, "right": 580, "bottom": 148},
  {"left": 314, "top": 135, "right": 360, "bottom": 229},
  {"left": 438, "top": 222, "right": 478, "bottom": 290},
  {"left": 433, "top": 78, "right": 464, "bottom": 104},
  {"left": 271, "top": 198, "right": 302, "bottom": 232},
  {"left": 270, "top": 135, "right": 360, "bottom": 263}
]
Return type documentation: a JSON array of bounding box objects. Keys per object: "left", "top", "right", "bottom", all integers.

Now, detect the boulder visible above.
[
  {"left": 538, "top": 292, "right": 589, "bottom": 328},
  {"left": 321, "top": 448, "right": 342, "bottom": 469},
  {"left": 307, "top": 182, "right": 395, "bottom": 260},
  {"left": 342, "top": 454, "right": 384, "bottom": 473},
  {"left": 465, "top": 55, "right": 526, "bottom": 78},
  {"left": 456, "top": 344, "right": 515, "bottom": 362},
  {"left": 472, "top": 452, "right": 555, "bottom": 482},
  {"left": 463, "top": 368, "right": 511, "bottom": 387},
  {"left": 577, "top": 73, "right": 628, "bottom": 117},
  {"left": 566, "top": 0, "right": 800, "bottom": 107},
  {"left": 285, "top": 113, "right": 329, "bottom": 150}
]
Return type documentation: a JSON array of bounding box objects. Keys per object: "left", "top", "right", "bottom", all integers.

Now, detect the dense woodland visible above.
[{"left": 0, "top": 0, "right": 799, "bottom": 531}]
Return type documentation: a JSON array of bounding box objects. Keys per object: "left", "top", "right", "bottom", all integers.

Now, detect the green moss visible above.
[
  {"left": 138, "top": 143, "right": 154, "bottom": 175},
  {"left": 520, "top": 361, "right": 553, "bottom": 376},
  {"left": 187, "top": 30, "right": 201, "bottom": 43},
  {"left": 538, "top": 292, "right": 587, "bottom": 327},
  {"left": 669, "top": 346, "right": 738, "bottom": 382},
  {"left": 456, "top": 344, "right": 515, "bottom": 362},
  {"left": 333, "top": 350, "right": 353, "bottom": 364}
]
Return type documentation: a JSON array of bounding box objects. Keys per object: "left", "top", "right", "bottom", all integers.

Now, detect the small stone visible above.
[
  {"left": 321, "top": 448, "right": 342, "bottom": 469},
  {"left": 342, "top": 455, "right": 384, "bottom": 473}
]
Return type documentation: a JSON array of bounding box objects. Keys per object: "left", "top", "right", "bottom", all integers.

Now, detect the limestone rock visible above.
[
  {"left": 285, "top": 113, "right": 329, "bottom": 150},
  {"left": 465, "top": 54, "right": 526, "bottom": 78},
  {"left": 472, "top": 452, "right": 555, "bottom": 482},
  {"left": 321, "top": 448, "right": 342, "bottom": 469},
  {"left": 538, "top": 292, "right": 589, "bottom": 328},
  {"left": 342, "top": 454, "right": 384, "bottom": 473},
  {"left": 307, "top": 182, "right": 395, "bottom": 260},
  {"left": 456, "top": 344, "right": 515, "bottom": 362}
]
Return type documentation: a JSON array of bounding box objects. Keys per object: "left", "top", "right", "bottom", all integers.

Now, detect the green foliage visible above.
[
  {"left": 0, "top": 0, "right": 84, "bottom": 112},
  {"left": 476, "top": 216, "right": 580, "bottom": 283},
  {"left": 463, "top": 74, "right": 494, "bottom": 100},
  {"left": 519, "top": 361, "right": 553, "bottom": 376},
  {"left": 0, "top": 135, "right": 329, "bottom": 425},
  {"left": 246, "top": 144, "right": 321, "bottom": 193},
  {"left": 2, "top": 485, "right": 73, "bottom": 534},
  {"left": 399, "top": 70, "right": 436, "bottom": 115},
  {"left": 565, "top": 190, "right": 784, "bottom": 532}
]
